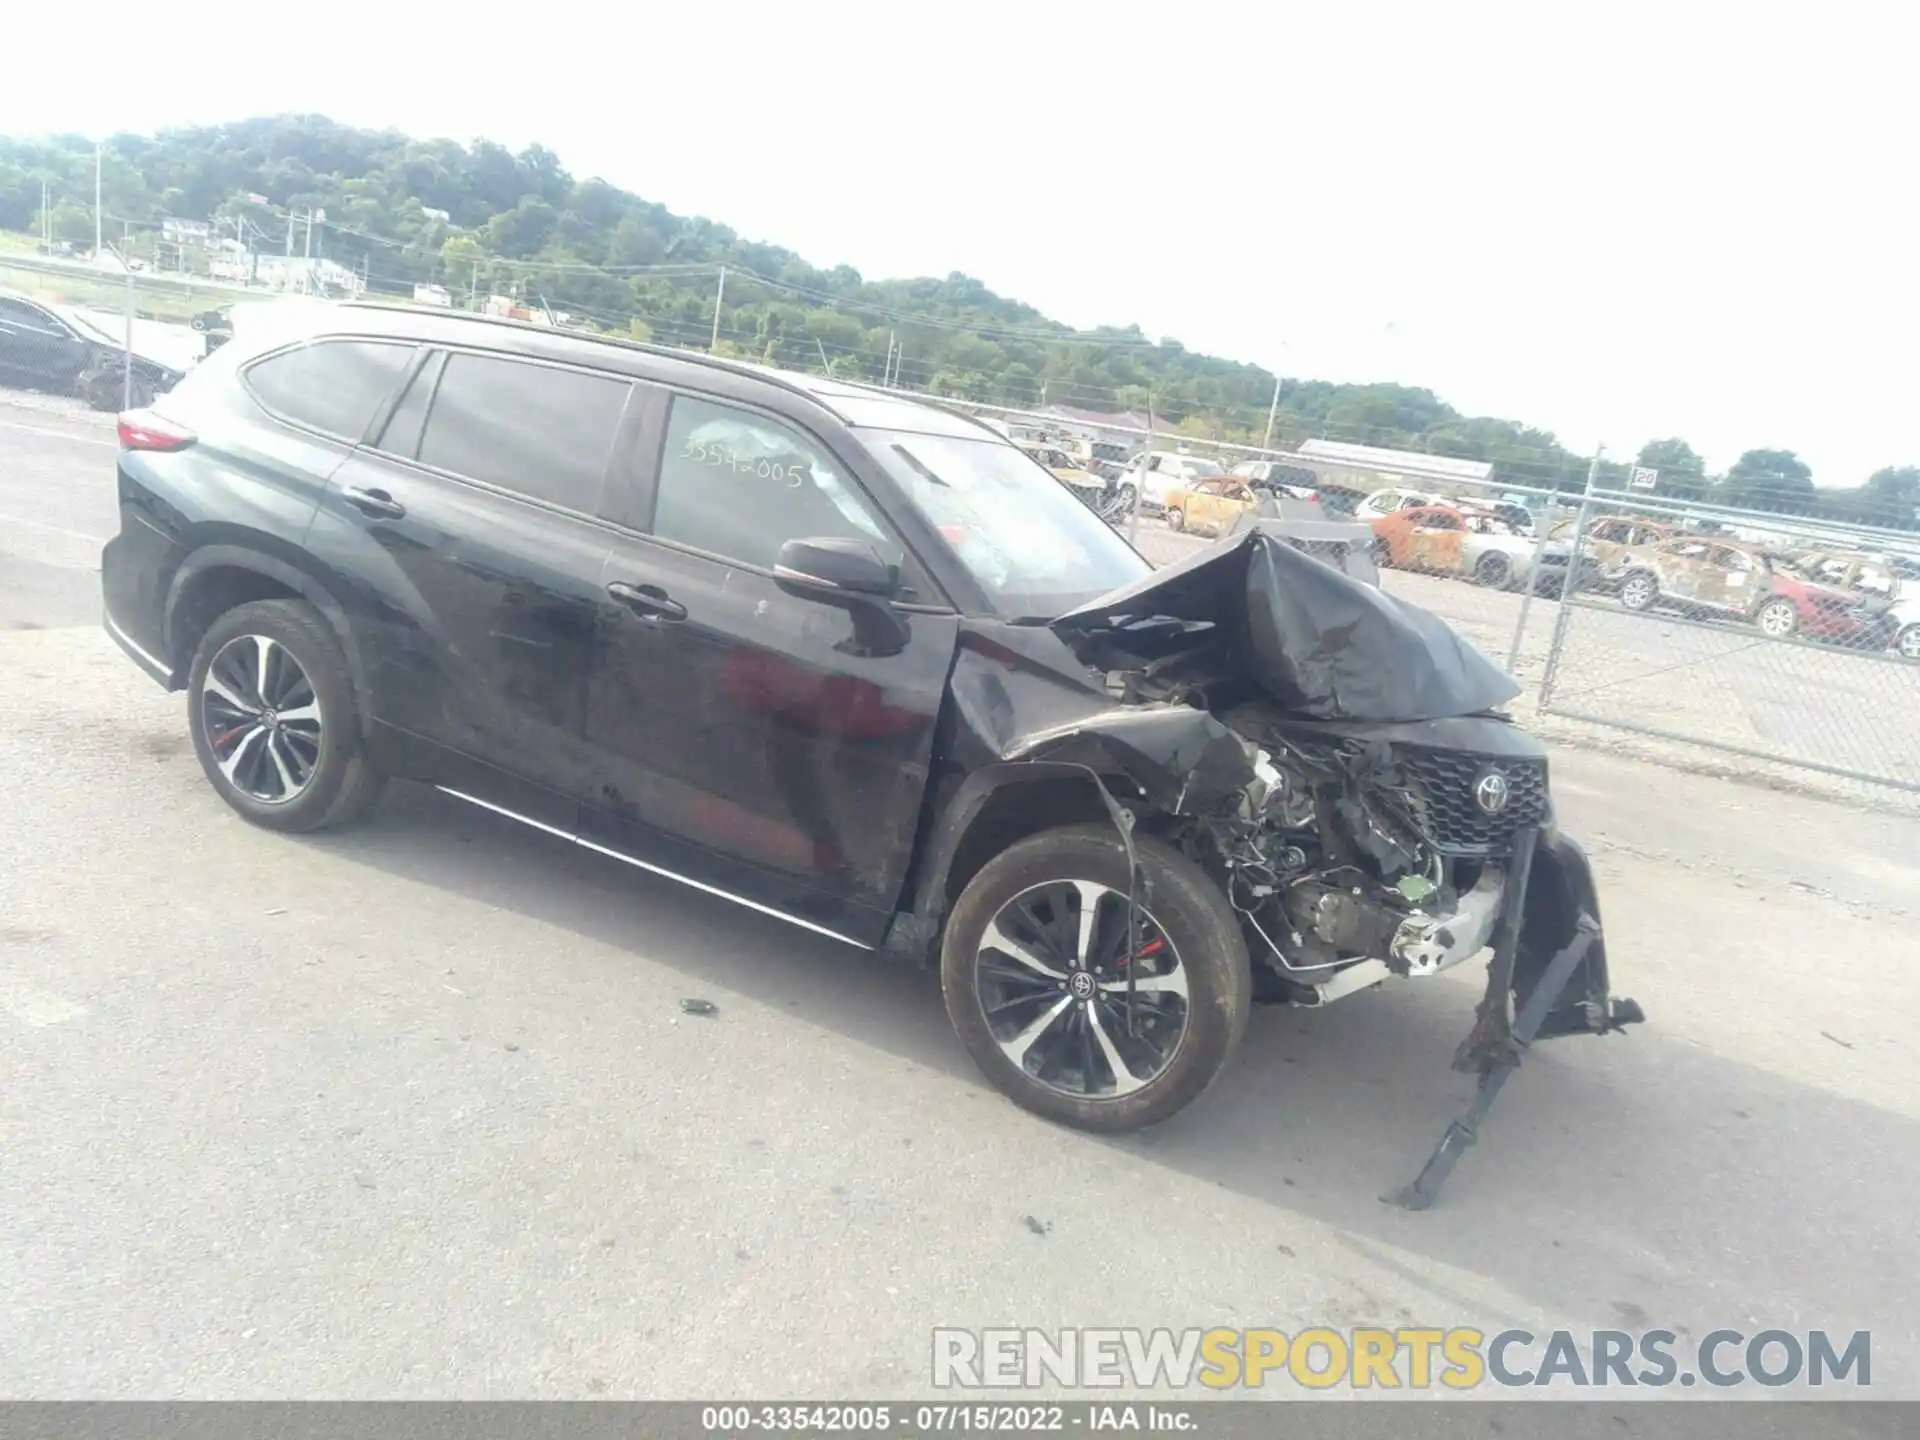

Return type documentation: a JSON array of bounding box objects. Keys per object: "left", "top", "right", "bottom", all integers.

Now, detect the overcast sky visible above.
[{"left": 6, "top": 2, "right": 1914, "bottom": 482}]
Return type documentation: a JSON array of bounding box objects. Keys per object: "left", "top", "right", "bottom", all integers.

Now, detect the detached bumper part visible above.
[{"left": 1384, "top": 826, "right": 1644, "bottom": 1211}]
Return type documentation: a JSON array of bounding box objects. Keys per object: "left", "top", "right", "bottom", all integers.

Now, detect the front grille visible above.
[{"left": 1393, "top": 746, "right": 1549, "bottom": 854}]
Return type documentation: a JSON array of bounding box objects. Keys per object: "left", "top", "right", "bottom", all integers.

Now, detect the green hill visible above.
[{"left": 3, "top": 114, "right": 1914, "bottom": 522}]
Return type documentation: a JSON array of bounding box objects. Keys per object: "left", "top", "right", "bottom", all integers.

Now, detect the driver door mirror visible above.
[
  {"left": 773, "top": 537, "right": 910, "bottom": 658},
  {"left": 774, "top": 537, "right": 901, "bottom": 601}
]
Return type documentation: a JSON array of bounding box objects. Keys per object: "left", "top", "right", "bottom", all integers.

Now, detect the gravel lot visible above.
[{"left": 4, "top": 394, "right": 1919, "bottom": 1402}]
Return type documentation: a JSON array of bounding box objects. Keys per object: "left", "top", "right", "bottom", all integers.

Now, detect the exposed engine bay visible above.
[{"left": 1186, "top": 725, "right": 1514, "bottom": 1008}]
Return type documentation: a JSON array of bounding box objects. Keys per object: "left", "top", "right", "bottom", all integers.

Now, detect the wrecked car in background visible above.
[
  {"left": 1607, "top": 535, "right": 1896, "bottom": 645},
  {"left": 0, "top": 288, "right": 185, "bottom": 409},
  {"left": 100, "top": 300, "right": 1639, "bottom": 1207}
]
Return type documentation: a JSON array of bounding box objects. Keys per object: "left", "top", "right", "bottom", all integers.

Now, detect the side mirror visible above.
[
  {"left": 773, "top": 537, "right": 901, "bottom": 602},
  {"left": 773, "top": 538, "right": 911, "bottom": 658}
]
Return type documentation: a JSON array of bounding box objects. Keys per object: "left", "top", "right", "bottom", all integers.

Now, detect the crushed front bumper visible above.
[{"left": 1387, "top": 824, "right": 1643, "bottom": 1210}]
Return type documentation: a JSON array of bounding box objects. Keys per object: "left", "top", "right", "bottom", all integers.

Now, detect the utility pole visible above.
[
  {"left": 710, "top": 266, "right": 726, "bottom": 350},
  {"left": 1261, "top": 374, "right": 1282, "bottom": 451},
  {"left": 94, "top": 143, "right": 103, "bottom": 257},
  {"left": 41, "top": 180, "right": 50, "bottom": 253}
]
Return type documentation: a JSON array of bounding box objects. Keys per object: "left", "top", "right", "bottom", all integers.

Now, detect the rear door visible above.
[
  {"left": 305, "top": 347, "right": 641, "bottom": 829},
  {"left": 581, "top": 387, "right": 961, "bottom": 946}
]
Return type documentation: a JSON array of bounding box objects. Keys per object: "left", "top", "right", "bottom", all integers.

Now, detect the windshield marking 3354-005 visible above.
[{"left": 865, "top": 429, "right": 1149, "bottom": 619}]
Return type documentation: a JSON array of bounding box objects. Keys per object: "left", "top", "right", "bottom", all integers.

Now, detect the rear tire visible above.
[
  {"left": 1897, "top": 623, "right": 1920, "bottom": 662},
  {"left": 942, "top": 824, "right": 1252, "bottom": 1133},
  {"left": 186, "top": 599, "right": 385, "bottom": 833}
]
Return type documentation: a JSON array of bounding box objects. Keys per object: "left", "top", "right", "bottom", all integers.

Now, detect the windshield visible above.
[{"left": 863, "top": 429, "right": 1152, "bottom": 617}]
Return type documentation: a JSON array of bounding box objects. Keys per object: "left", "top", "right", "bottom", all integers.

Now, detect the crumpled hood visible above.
[{"left": 1050, "top": 528, "right": 1522, "bottom": 723}]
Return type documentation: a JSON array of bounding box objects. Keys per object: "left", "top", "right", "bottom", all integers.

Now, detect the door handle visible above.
[
  {"left": 342, "top": 485, "right": 406, "bottom": 520},
  {"left": 606, "top": 581, "right": 688, "bottom": 623}
]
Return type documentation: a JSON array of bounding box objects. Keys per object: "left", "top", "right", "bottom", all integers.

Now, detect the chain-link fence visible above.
[{"left": 1537, "top": 490, "right": 1920, "bottom": 792}]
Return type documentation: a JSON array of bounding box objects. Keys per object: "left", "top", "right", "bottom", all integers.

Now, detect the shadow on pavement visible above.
[{"left": 307, "top": 779, "right": 1920, "bottom": 1378}]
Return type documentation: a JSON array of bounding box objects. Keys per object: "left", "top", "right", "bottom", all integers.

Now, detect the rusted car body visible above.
[
  {"left": 1371, "top": 504, "right": 1474, "bottom": 575},
  {"left": 1166, "top": 476, "right": 1260, "bottom": 536},
  {"left": 1606, "top": 536, "right": 1895, "bottom": 645}
]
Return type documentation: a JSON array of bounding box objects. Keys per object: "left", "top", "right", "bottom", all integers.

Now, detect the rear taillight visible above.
[{"left": 117, "top": 409, "right": 196, "bottom": 452}]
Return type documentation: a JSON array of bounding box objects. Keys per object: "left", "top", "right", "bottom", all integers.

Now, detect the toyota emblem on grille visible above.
[{"left": 1473, "top": 768, "right": 1512, "bottom": 815}]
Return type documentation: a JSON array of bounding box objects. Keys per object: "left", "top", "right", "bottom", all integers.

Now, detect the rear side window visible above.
[
  {"left": 243, "top": 340, "right": 415, "bottom": 441},
  {"left": 416, "top": 352, "right": 631, "bottom": 513}
]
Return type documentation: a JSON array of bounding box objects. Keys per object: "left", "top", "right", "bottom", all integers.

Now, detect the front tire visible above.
[
  {"left": 186, "top": 599, "right": 384, "bottom": 833},
  {"left": 1619, "top": 570, "right": 1659, "bottom": 612},
  {"left": 1166, "top": 506, "right": 1186, "bottom": 532},
  {"left": 1755, "top": 597, "right": 1799, "bottom": 638},
  {"left": 1474, "top": 552, "right": 1513, "bottom": 589},
  {"left": 941, "top": 824, "right": 1252, "bottom": 1133}
]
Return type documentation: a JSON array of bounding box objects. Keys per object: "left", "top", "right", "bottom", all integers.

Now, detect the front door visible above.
[{"left": 581, "top": 388, "right": 960, "bottom": 946}]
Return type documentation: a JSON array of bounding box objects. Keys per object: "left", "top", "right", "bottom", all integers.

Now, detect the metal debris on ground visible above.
[{"left": 679, "top": 998, "right": 719, "bottom": 1017}]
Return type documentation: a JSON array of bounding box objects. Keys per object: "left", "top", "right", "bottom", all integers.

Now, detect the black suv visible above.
[{"left": 101, "top": 302, "right": 1637, "bottom": 1144}]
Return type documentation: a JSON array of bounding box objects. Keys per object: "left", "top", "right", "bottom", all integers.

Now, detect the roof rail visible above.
[{"left": 333, "top": 298, "right": 852, "bottom": 420}]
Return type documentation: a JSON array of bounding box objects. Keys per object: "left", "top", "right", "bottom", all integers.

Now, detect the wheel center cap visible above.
[
  {"left": 261, "top": 710, "right": 279, "bottom": 729},
  {"left": 1068, "top": 970, "right": 1097, "bottom": 1000}
]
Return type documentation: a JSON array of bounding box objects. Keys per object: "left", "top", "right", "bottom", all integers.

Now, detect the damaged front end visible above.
[{"left": 1038, "top": 529, "right": 1643, "bottom": 1205}]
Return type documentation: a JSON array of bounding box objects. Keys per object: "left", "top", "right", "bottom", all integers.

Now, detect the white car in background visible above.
[
  {"left": 1457, "top": 508, "right": 1596, "bottom": 593},
  {"left": 1125, "top": 451, "right": 1228, "bottom": 514},
  {"left": 1353, "top": 486, "right": 1439, "bottom": 521}
]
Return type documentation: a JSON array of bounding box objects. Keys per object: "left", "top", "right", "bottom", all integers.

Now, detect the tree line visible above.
[{"left": 1, "top": 115, "right": 1911, "bottom": 528}]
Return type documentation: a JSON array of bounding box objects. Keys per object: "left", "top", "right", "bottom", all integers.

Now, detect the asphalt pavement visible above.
[{"left": 4, "top": 394, "right": 1919, "bottom": 1399}]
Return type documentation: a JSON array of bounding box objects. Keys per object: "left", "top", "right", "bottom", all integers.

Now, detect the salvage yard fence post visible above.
[
  {"left": 1507, "top": 446, "right": 1602, "bottom": 677},
  {"left": 1531, "top": 491, "right": 1920, "bottom": 794}
]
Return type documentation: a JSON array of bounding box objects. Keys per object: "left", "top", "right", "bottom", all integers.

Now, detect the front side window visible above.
[
  {"left": 652, "top": 394, "right": 896, "bottom": 571},
  {"left": 864, "top": 429, "right": 1150, "bottom": 618},
  {"left": 417, "top": 352, "right": 631, "bottom": 513},
  {"left": 244, "top": 339, "right": 415, "bottom": 442}
]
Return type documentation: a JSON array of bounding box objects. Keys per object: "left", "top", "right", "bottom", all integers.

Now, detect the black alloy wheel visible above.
[
  {"left": 199, "top": 633, "right": 324, "bottom": 805},
  {"left": 186, "top": 599, "right": 385, "bottom": 833},
  {"left": 942, "top": 825, "right": 1251, "bottom": 1132},
  {"left": 975, "top": 878, "right": 1191, "bottom": 1101}
]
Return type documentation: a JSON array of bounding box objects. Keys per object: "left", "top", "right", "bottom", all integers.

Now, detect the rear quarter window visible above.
[{"left": 242, "top": 339, "right": 417, "bottom": 442}]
